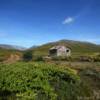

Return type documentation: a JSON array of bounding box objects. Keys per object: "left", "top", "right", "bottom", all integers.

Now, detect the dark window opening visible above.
[
  {"left": 49, "top": 49, "right": 57, "bottom": 55},
  {"left": 66, "top": 50, "right": 69, "bottom": 52}
]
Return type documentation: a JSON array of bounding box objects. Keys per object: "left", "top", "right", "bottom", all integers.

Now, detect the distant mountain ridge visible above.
[
  {"left": 0, "top": 39, "right": 100, "bottom": 54},
  {"left": 0, "top": 44, "right": 26, "bottom": 51}
]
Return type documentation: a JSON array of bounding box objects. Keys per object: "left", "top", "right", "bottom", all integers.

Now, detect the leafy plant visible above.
[
  {"left": 23, "top": 50, "right": 33, "bottom": 61},
  {"left": 0, "top": 62, "right": 92, "bottom": 100}
]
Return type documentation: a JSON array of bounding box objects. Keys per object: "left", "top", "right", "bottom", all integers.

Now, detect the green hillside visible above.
[
  {"left": 30, "top": 40, "right": 100, "bottom": 57},
  {"left": 0, "top": 40, "right": 100, "bottom": 61},
  {"left": 0, "top": 48, "right": 22, "bottom": 62}
]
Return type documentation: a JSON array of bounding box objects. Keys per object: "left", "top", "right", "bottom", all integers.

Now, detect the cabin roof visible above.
[{"left": 50, "top": 46, "right": 67, "bottom": 50}]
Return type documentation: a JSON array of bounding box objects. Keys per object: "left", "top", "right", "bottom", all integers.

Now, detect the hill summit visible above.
[{"left": 30, "top": 39, "right": 100, "bottom": 56}]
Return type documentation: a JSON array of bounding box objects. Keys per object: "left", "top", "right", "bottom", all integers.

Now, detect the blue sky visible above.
[{"left": 0, "top": 0, "right": 100, "bottom": 47}]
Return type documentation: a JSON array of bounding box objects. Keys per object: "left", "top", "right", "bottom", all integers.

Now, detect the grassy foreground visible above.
[{"left": 0, "top": 62, "right": 92, "bottom": 100}]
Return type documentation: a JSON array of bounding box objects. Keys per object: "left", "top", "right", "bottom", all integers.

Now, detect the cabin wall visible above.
[
  {"left": 57, "top": 48, "right": 66, "bottom": 56},
  {"left": 66, "top": 49, "right": 71, "bottom": 56},
  {"left": 49, "top": 47, "right": 71, "bottom": 57}
]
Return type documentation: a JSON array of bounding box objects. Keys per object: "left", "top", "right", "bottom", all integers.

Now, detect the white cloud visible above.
[{"left": 62, "top": 17, "right": 74, "bottom": 24}]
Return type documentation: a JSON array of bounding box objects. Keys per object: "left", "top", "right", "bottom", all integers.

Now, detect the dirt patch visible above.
[{"left": 3, "top": 54, "right": 21, "bottom": 63}]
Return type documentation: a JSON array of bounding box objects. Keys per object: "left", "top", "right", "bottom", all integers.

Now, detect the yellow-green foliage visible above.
[
  {"left": 0, "top": 48, "right": 22, "bottom": 62},
  {"left": 0, "top": 62, "right": 92, "bottom": 100},
  {"left": 0, "top": 49, "right": 10, "bottom": 61}
]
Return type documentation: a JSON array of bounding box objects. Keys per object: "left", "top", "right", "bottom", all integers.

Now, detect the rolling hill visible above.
[
  {"left": 0, "top": 39, "right": 100, "bottom": 62},
  {"left": 0, "top": 44, "right": 25, "bottom": 62},
  {"left": 30, "top": 40, "right": 100, "bottom": 56},
  {"left": 0, "top": 44, "right": 26, "bottom": 51}
]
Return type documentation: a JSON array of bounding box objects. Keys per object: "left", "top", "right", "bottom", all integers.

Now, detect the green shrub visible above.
[
  {"left": 23, "top": 50, "right": 33, "bottom": 61},
  {"left": 80, "top": 68, "right": 100, "bottom": 79},
  {"left": 33, "top": 56, "right": 44, "bottom": 62},
  {"left": 0, "top": 62, "right": 92, "bottom": 100}
]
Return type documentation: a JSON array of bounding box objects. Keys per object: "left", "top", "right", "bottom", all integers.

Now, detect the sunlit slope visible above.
[
  {"left": 30, "top": 40, "right": 100, "bottom": 56},
  {"left": 0, "top": 48, "right": 22, "bottom": 62}
]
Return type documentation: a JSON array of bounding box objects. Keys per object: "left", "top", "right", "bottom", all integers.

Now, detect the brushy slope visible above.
[
  {"left": 30, "top": 40, "right": 100, "bottom": 56},
  {"left": 0, "top": 48, "right": 22, "bottom": 62},
  {"left": 0, "top": 62, "right": 92, "bottom": 100}
]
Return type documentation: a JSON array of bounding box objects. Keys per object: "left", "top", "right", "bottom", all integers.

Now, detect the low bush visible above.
[
  {"left": 0, "top": 62, "right": 92, "bottom": 100},
  {"left": 33, "top": 56, "right": 44, "bottom": 62},
  {"left": 23, "top": 50, "right": 33, "bottom": 61},
  {"left": 80, "top": 68, "right": 100, "bottom": 80}
]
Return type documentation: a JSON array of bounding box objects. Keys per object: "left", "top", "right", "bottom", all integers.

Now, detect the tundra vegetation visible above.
[
  {"left": 0, "top": 40, "right": 100, "bottom": 100},
  {"left": 0, "top": 62, "right": 93, "bottom": 100}
]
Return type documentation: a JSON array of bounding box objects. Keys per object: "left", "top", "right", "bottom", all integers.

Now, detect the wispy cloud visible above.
[{"left": 62, "top": 17, "right": 74, "bottom": 24}]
